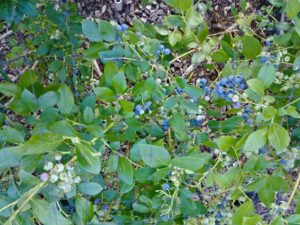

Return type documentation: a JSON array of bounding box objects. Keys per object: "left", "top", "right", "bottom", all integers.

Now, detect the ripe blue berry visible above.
[
  {"left": 163, "top": 48, "right": 171, "bottom": 55},
  {"left": 161, "top": 214, "right": 169, "bottom": 222},
  {"left": 162, "top": 183, "right": 170, "bottom": 191},
  {"left": 116, "top": 25, "right": 122, "bottom": 32},
  {"left": 121, "top": 23, "right": 128, "bottom": 31},
  {"left": 260, "top": 56, "right": 268, "bottom": 64},
  {"left": 176, "top": 87, "right": 183, "bottom": 94}
]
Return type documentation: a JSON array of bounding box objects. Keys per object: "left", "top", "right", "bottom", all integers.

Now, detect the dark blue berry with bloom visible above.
[
  {"left": 198, "top": 78, "right": 211, "bottom": 96},
  {"left": 213, "top": 75, "right": 247, "bottom": 109},
  {"left": 162, "top": 119, "right": 170, "bottom": 131},
  {"left": 116, "top": 23, "right": 128, "bottom": 33},
  {"left": 176, "top": 87, "right": 184, "bottom": 94},
  {"left": 161, "top": 214, "right": 169, "bottom": 222},
  {"left": 259, "top": 147, "right": 268, "bottom": 154},
  {"left": 157, "top": 44, "right": 171, "bottom": 55},
  {"left": 134, "top": 104, "right": 145, "bottom": 115},
  {"left": 162, "top": 183, "right": 170, "bottom": 191},
  {"left": 260, "top": 56, "right": 268, "bottom": 64},
  {"left": 102, "top": 204, "right": 109, "bottom": 211}
]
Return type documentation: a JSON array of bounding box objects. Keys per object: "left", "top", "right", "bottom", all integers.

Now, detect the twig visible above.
[
  {"left": 11, "top": 60, "right": 38, "bottom": 82},
  {"left": 0, "top": 30, "right": 13, "bottom": 41},
  {"left": 93, "top": 60, "right": 102, "bottom": 77},
  {"left": 286, "top": 171, "right": 300, "bottom": 214}
]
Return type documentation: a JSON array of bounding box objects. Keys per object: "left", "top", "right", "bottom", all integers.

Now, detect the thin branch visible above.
[
  {"left": 0, "top": 30, "right": 13, "bottom": 41},
  {"left": 93, "top": 60, "right": 102, "bottom": 77}
]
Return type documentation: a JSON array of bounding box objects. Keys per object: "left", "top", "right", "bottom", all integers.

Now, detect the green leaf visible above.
[
  {"left": 31, "top": 199, "right": 72, "bottom": 225},
  {"left": 212, "top": 50, "right": 229, "bottom": 63},
  {"left": 0, "top": 126, "right": 24, "bottom": 144},
  {"left": 246, "top": 78, "right": 264, "bottom": 96},
  {"left": 138, "top": 144, "right": 171, "bottom": 168},
  {"left": 222, "top": 41, "right": 237, "bottom": 58},
  {"left": 243, "top": 128, "right": 267, "bottom": 152},
  {"left": 169, "top": 30, "right": 182, "bottom": 46},
  {"left": 133, "top": 203, "right": 150, "bottom": 213},
  {"left": 112, "top": 72, "right": 127, "bottom": 94},
  {"left": 262, "top": 106, "right": 277, "bottom": 120},
  {"left": 82, "top": 20, "right": 101, "bottom": 42},
  {"left": 171, "top": 154, "right": 209, "bottom": 171},
  {"left": 179, "top": 0, "right": 193, "bottom": 11},
  {"left": 185, "top": 7, "right": 202, "bottom": 28},
  {"left": 258, "top": 63, "right": 276, "bottom": 88},
  {"left": 78, "top": 182, "right": 103, "bottom": 195},
  {"left": 75, "top": 143, "right": 101, "bottom": 174},
  {"left": 216, "top": 136, "right": 236, "bottom": 152},
  {"left": 98, "top": 20, "right": 117, "bottom": 42},
  {"left": 117, "top": 156, "right": 134, "bottom": 185},
  {"left": 197, "top": 23, "right": 208, "bottom": 43},
  {"left": 38, "top": 91, "right": 58, "bottom": 110},
  {"left": 268, "top": 123, "right": 290, "bottom": 153},
  {"left": 258, "top": 183, "right": 274, "bottom": 208},
  {"left": 242, "top": 215, "right": 262, "bottom": 225},
  {"left": 57, "top": 85, "right": 74, "bottom": 115},
  {"left": 170, "top": 112, "right": 189, "bottom": 141},
  {"left": 242, "top": 35, "right": 262, "bottom": 59},
  {"left": 83, "top": 107, "right": 94, "bottom": 124},
  {"left": 9, "top": 89, "right": 38, "bottom": 115},
  {"left": 94, "top": 87, "right": 116, "bottom": 102},
  {"left": 0, "top": 83, "right": 21, "bottom": 97},
  {"left": 7, "top": 133, "right": 62, "bottom": 156},
  {"left": 286, "top": 0, "right": 300, "bottom": 19},
  {"left": 232, "top": 201, "right": 256, "bottom": 225},
  {"left": 286, "top": 214, "right": 300, "bottom": 224},
  {"left": 75, "top": 196, "right": 94, "bottom": 224},
  {"left": 19, "top": 70, "right": 37, "bottom": 88}
]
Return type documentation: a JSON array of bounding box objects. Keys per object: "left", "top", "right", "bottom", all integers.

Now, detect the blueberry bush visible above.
[{"left": 0, "top": 0, "right": 300, "bottom": 224}]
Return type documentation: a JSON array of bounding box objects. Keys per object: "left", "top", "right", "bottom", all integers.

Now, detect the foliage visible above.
[{"left": 0, "top": 0, "right": 300, "bottom": 224}]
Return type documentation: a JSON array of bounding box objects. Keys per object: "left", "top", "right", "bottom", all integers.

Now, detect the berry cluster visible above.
[
  {"left": 162, "top": 119, "right": 170, "bottom": 131},
  {"left": 40, "top": 154, "right": 81, "bottom": 193},
  {"left": 189, "top": 106, "right": 206, "bottom": 127},
  {"left": 133, "top": 102, "right": 152, "bottom": 115},
  {"left": 157, "top": 44, "right": 171, "bottom": 55},
  {"left": 116, "top": 23, "right": 128, "bottom": 33},
  {"left": 213, "top": 75, "right": 247, "bottom": 108},
  {"left": 239, "top": 104, "right": 253, "bottom": 125},
  {"left": 196, "top": 78, "right": 211, "bottom": 99}
]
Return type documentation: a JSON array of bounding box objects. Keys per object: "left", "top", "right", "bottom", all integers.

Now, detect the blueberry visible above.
[
  {"left": 234, "top": 77, "right": 242, "bottom": 84},
  {"left": 159, "top": 44, "right": 165, "bottom": 50},
  {"left": 162, "top": 183, "right": 170, "bottom": 191},
  {"left": 280, "top": 159, "right": 287, "bottom": 165},
  {"left": 204, "top": 86, "right": 211, "bottom": 96},
  {"left": 161, "top": 214, "right": 169, "bottom": 222},
  {"left": 135, "top": 104, "right": 143, "bottom": 111},
  {"left": 260, "top": 56, "right": 268, "bottom": 64},
  {"left": 116, "top": 25, "right": 122, "bottom": 32},
  {"left": 121, "top": 23, "right": 128, "bottom": 31},
  {"left": 144, "top": 102, "right": 152, "bottom": 108},
  {"left": 163, "top": 48, "right": 171, "bottom": 55},
  {"left": 232, "top": 102, "right": 240, "bottom": 108},
  {"left": 215, "top": 211, "right": 222, "bottom": 220},
  {"left": 102, "top": 204, "right": 109, "bottom": 211},
  {"left": 266, "top": 40, "right": 271, "bottom": 47},
  {"left": 94, "top": 198, "right": 102, "bottom": 205},
  {"left": 200, "top": 78, "right": 207, "bottom": 86},
  {"left": 229, "top": 75, "right": 235, "bottom": 80},
  {"left": 176, "top": 87, "right": 183, "bottom": 94},
  {"left": 246, "top": 119, "right": 252, "bottom": 125},
  {"left": 259, "top": 147, "right": 268, "bottom": 154},
  {"left": 220, "top": 78, "right": 227, "bottom": 86}
]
